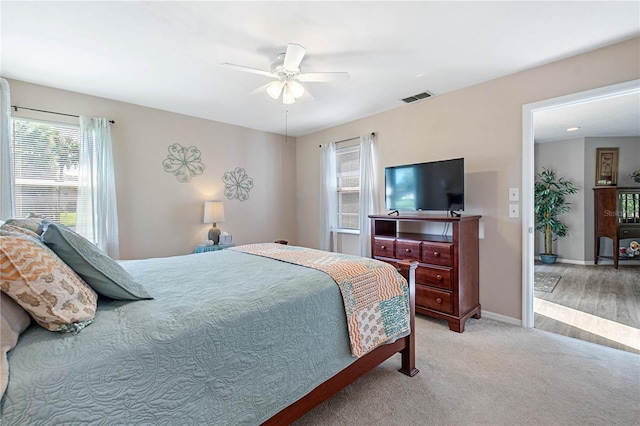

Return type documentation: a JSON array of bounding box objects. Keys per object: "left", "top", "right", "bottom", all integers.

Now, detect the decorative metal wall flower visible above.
[
  {"left": 223, "top": 167, "right": 254, "bottom": 201},
  {"left": 631, "top": 169, "right": 640, "bottom": 183},
  {"left": 162, "top": 143, "right": 205, "bottom": 183}
]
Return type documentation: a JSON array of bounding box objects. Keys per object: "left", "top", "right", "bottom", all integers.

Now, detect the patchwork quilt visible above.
[{"left": 230, "top": 243, "right": 410, "bottom": 357}]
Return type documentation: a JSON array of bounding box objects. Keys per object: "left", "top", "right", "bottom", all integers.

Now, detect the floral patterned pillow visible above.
[{"left": 0, "top": 230, "right": 97, "bottom": 333}]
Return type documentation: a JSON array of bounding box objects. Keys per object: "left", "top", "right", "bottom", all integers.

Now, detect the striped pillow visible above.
[{"left": 0, "top": 230, "right": 97, "bottom": 333}]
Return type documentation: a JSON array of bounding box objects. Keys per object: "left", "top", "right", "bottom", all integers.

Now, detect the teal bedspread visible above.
[{"left": 1, "top": 249, "right": 364, "bottom": 425}]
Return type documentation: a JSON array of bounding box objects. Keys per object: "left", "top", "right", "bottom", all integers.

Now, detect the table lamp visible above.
[{"left": 203, "top": 201, "right": 225, "bottom": 244}]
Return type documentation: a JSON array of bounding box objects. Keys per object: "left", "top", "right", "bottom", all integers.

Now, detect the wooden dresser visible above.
[
  {"left": 593, "top": 187, "right": 640, "bottom": 268},
  {"left": 369, "top": 214, "right": 481, "bottom": 332}
]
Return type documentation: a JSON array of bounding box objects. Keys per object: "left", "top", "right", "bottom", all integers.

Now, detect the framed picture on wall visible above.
[{"left": 595, "top": 147, "right": 619, "bottom": 186}]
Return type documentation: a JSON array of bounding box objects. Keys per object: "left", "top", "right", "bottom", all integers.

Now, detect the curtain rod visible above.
[
  {"left": 318, "top": 132, "right": 375, "bottom": 148},
  {"left": 11, "top": 105, "right": 115, "bottom": 124}
]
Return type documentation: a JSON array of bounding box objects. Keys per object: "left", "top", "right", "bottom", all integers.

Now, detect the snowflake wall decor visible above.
[
  {"left": 223, "top": 167, "right": 254, "bottom": 201},
  {"left": 162, "top": 143, "right": 205, "bottom": 183}
]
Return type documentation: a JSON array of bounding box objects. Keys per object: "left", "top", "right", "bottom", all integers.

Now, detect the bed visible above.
[{"left": 1, "top": 226, "right": 418, "bottom": 425}]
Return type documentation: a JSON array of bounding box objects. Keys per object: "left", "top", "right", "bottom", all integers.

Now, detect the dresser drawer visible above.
[
  {"left": 415, "top": 265, "right": 453, "bottom": 290},
  {"left": 373, "top": 237, "right": 396, "bottom": 258},
  {"left": 415, "top": 285, "right": 453, "bottom": 315},
  {"left": 395, "top": 239, "right": 421, "bottom": 262},
  {"left": 421, "top": 242, "right": 454, "bottom": 266},
  {"left": 619, "top": 225, "right": 640, "bottom": 240}
]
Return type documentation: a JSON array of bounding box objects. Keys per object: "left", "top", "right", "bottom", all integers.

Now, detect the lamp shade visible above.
[
  {"left": 282, "top": 84, "right": 295, "bottom": 104},
  {"left": 267, "top": 81, "right": 284, "bottom": 99},
  {"left": 288, "top": 80, "right": 305, "bottom": 99},
  {"left": 203, "top": 201, "right": 225, "bottom": 224}
]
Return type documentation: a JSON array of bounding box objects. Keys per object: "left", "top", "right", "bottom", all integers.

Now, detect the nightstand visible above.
[{"left": 194, "top": 243, "right": 235, "bottom": 254}]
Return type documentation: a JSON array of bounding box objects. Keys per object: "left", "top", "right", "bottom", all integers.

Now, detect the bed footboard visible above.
[
  {"left": 398, "top": 260, "right": 419, "bottom": 377},
  {"left": 264, "top": 260, "right": 419, "bottom": 425}
]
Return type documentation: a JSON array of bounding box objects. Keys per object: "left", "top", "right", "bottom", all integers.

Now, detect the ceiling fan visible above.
[{"left": 222, "top": 43, "right": 350, "bottom": 104}]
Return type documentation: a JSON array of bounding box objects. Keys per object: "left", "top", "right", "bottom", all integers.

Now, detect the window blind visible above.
[
  {"left": 336, "top": 145, "right": 360, "bottom": 229},
  {"left": 11, "top": 118, "right": 80, "bottom": 227}
]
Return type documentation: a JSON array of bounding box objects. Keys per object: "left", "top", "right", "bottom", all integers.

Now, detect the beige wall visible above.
[
  {"left": 7, "top": 79, "right": 297, "bottom": 260},
  {"left": 296, "top": 37, "right": 640, "bottom": 320}
]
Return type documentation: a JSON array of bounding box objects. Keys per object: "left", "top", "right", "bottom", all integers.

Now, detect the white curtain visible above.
[
  {"left": 77, "top": 117, "right": 120, "bottom": 259},
  {"left": 0, "top": 78, "right": 15, "bottom": 220},
  {"left": 358, "top": 133, "right": 379, "bottom": 257},
  {"left": 319, "top": 142, "right": 337, "bottom": 252}
]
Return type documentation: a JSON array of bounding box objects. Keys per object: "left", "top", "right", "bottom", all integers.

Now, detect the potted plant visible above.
[{"left": 534, "top": 168, "right": 578, "bottom": 264}]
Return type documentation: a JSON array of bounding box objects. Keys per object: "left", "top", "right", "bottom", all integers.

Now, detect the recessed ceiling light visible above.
[{"left": 566, "top": 127, "right": 580, "bottom": 132}]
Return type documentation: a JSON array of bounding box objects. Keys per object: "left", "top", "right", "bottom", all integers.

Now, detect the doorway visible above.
[{"left": 521, "top": 79, "right": 640, "bottom": 352}]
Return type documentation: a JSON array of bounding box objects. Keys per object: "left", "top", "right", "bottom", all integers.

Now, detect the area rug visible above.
[{"left": 534, "top": 272, "right": 562, "bottom": 293}]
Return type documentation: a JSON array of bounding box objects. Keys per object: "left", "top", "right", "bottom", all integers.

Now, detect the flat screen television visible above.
[{"left": 385, "top": 158, "right": 464, "bottom": 213}]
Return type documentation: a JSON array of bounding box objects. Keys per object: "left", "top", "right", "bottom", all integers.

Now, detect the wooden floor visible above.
[{"left": 534, "top": 261, "right": 640, "bottom": 354}]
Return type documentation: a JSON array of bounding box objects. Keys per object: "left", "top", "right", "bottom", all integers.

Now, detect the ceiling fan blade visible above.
[
  {"left": 303, "top": 87, "right": 314, "bottom": 100},
  {"left": 283, "top": 43, "right": 306, "bottom": 71},
  {"left": 297, "top": 72, "right": 350, "bottom": 83},
  {"left": 221, "top": 63, "right": 276, "bottom": 78},
  {"left": 248, "top": 82, "right": 273, "bottom": 96}
]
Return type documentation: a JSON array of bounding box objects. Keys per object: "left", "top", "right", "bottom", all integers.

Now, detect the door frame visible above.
[{"left": 521, "top": 79, "right": 640, "bottom": 328}]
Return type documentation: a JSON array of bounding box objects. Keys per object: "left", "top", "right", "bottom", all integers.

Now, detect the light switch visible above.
[
  {"left": 509, "top": 204, "right": 519, "bottom": 218},
  {"left": 509, "top": 188, "right": 520, "bottom": 202}
]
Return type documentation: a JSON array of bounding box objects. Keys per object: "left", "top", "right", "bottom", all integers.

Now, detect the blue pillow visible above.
[{"left": 41, "top": 221, "right": 152, "bottom": 301}]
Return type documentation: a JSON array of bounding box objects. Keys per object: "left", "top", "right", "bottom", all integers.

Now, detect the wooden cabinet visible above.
[
  {"left": 593, "top": 187, "right": 640, "bottom": 268},
  {"left": 370, "top": 214, "right": 481, "bottom": 332}
]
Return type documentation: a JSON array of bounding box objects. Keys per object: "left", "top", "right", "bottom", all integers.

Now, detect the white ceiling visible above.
[
  {"left": 534, "top": 92, "right": 640, "bottom": 143},
  {"left": 1, "top": 1, "right": 639, "bottom": 137}
]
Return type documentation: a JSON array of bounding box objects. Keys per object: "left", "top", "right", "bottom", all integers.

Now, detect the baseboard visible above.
[
  {"left": 555, "top": 258, "right": 637, "bottom": 266},
  {"left": 534, "top": 256, "right": 592, "bottom": 265},
  {"left": 481, "top": 310, "right": 522, "bottom": 327},
  {"left": 556, "top": 258, "right": 592, "bottom": 265}
]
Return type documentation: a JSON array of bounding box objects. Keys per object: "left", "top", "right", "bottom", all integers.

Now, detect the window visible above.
[
  {"left": 335, "top": 144, "right": 360, "bottom": 230},
  {"left": 619, "top": 191, "right": 639, "bottom": 224},
  {"left": 11, "top": 118, "right": 80, "bottom": 228}
]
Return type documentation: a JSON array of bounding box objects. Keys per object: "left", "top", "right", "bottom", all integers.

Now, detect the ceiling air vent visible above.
[{"left": 402, "top": 91, "right": 434, "bottom": 103}]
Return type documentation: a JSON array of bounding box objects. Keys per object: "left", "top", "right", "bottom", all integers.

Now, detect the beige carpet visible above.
[{"left": 294, "top": 316, "right": 640, "bottom": 425}]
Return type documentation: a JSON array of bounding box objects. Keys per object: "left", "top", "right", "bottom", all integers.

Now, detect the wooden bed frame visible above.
[{"left": 263, "top": 260, "right": 419, "bottom": 425}]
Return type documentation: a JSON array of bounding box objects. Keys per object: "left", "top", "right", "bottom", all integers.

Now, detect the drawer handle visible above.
[
  {"left": 381, "top": 245, "right": 386, "bottom": 250},
  {"left": 436, "top": 297, "right": 442, "bottom": 304},
  {"left": 433, "top": 251, "right": 440, "bottom": 257},
  {"left": 405, "top": 248, "right": 411, "bottom": 253},
  {"left": 436, "top": 274, "right": 442, "bottom": 281}
]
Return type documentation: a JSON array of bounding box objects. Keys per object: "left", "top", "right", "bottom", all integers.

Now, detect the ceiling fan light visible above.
[
  {"left": 282, "top": 84, "right": 296, "bottom": 104},
  {"left": 267, "top": 81, "right": 284, "bottom": 99},
  {"left": 288, "top": 80, "right": 305, "bottom": 98}
]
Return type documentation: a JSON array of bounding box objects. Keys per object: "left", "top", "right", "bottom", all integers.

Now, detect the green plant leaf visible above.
[{"left": 534, "top": 168, "right": 579, "bottom": 255}]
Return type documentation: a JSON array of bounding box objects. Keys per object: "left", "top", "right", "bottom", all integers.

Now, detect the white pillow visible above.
[{"left": 1, "top": 292, "right": 31, "bottom": 398}]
